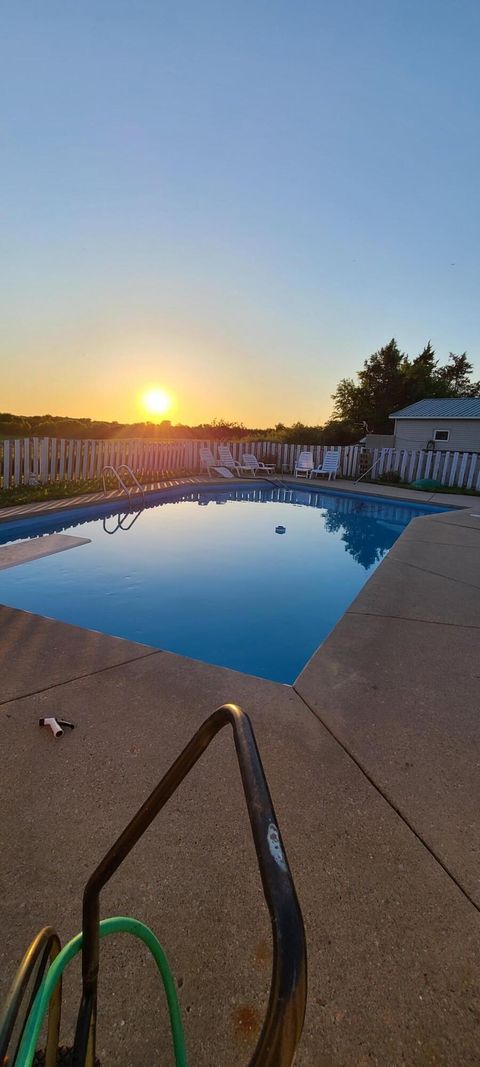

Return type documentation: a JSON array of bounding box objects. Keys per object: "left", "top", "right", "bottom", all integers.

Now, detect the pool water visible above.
[{"left": 0, "top": 485, "right": 446, "bottom": 683}]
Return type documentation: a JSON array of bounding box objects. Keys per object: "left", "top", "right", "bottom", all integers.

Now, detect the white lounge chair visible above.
[
  {"left": 311, "top": 451, "right": 340, "bottom": 481},
  {"left": 199, "top": 446, "right": 216, "bottom": 476},
  {"left": 294, "top": 451, "right": 314, "bottom": 478},
  {"left": 211, "top": 466, "right": 236, "bottom": 479},
  {"left": 218, "top": 445, "right": 244, "bottom": 475},
  {"left": 242, "top": 453, "right": 276, "bottom": 476}
]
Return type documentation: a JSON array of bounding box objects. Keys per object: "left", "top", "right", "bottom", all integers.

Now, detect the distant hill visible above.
[
  {"left": 0, "top": 412, "right": 360, "bottom": 445},
  {"left": 0, "top": 413, "right": 254, "bottom": 441}
]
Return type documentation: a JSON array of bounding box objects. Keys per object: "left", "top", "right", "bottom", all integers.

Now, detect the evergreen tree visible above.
[
  {"left": 435, "top": 352, "right": 480, "bottom": 397},
  {"left": 406, "top": 341, "right": 440, "bottom": 401},
  {"left": 332, "top": 339, "right": 409, "bottom": 433},
  {"left": 331, "top": 340, "right": 479, "bottom": 434}
]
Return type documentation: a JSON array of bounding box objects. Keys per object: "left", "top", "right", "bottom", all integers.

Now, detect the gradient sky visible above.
[{"left": 1, "top": 1, "right": 479, "bottom": 426}]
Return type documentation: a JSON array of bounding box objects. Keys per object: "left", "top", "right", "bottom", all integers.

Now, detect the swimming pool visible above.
[{"left": 0, "top": 484, "right": 447, "bottom": 683}]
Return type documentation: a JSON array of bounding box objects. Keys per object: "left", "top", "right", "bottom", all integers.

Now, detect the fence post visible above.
[
  {"left": 457, "top": 452, "right": 468, "bottom": 488},
  {"left": 40, "top": 439, "right": 49, "bottom": 482},
  {"left": 50, "top": 438, "right": 58, "bottom": 482},
  {"left": 440, "top": 451, "right": 451, "bottom": 485},
  {"left": 3, "top": 441, "right": 11, "bottom": 490},
  {"left": 24, "top": 438, "right": 30, "bottom": 485},
  {"left": 448, "top": 451, "right": 460, "bottom": 487},
  {"left": 14, "top": 439, "right": 22, "bottom": 486},
  {"left": 466, "top": 454, "right": 478, "bottom": 490}
]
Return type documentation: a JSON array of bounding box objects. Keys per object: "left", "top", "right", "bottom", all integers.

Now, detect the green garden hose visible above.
[{"left": 14, "top": 916, "right": 187, "bottom": 1067}]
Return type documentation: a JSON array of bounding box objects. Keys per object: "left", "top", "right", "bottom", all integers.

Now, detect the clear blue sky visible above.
[{"left": 1, "top": 0, "right": 478, "bottom": 425}]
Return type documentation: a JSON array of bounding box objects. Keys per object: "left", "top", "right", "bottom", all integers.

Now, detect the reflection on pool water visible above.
[{"left": 0, "top": 485, "right": 447, "bottom": 683}]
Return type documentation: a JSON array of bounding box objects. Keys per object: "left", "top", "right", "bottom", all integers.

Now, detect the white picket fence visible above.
[
  {"left": 1, "top": 437, "right": 480, "bottom": 492},
  {"left": 0, "top": 437, "right": 192, "bottom": 490},
  {"left": 364, "top": 445, "right": 480, "bottom": 491}
]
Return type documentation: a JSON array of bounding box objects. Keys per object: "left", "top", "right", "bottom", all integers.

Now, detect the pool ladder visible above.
[
  {"left": 102, "top": 510, "right": 143, "bottom": 535},
  {"left": 102, "top": 464, "right": 146, "bottom": 507}
]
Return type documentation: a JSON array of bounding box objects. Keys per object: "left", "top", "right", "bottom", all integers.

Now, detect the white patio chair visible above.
[
  {"left": 294, "top": 451, "right": 314, "bottom": 478},
  {"left": 211, "top": 466, "right": 236, "bottom": 479},
  {"left": 218, "top": 445, "right": 244, "bottom": 475},
  {"left": 311, "top": 451, "right": 340, "bottom": 481},
  {"left": 242, "top": 453, "right": 276, "bottom": 477},
  {"left": 199, "top": 446, "right": 216, "bottom": 476}
]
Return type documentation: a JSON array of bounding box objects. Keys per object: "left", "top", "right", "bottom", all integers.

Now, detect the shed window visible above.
[{"left": 433, "top": 429, "right": 450, "bottom": 442}]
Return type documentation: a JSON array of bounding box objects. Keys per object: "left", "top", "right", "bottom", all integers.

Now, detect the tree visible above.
[
  {"left": 436, "top": 352, "right": 480, "bottom": 397},
  {"left": 331, "top": 378, "right": 364, "bottom": 425},
  {"left": 406, "top": 341, "right": 439, "bottom": 401},
  {"left": 321, "top": 419, "right": 359, "bottom": 445},
  {"left": 330, "top": 339, "right": 479, "bottom": 435},
  {"left": 332, "top": 339, "right": 410, "bottom": 434}
]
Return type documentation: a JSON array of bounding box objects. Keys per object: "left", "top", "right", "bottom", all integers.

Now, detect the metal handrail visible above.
[
  {"left": 102, "top": 464, "right": 145, "bottom": 506},
  {"left": 73, "top": 704, "right": 307, "bottom": 1067},
  {"left": 102, "top": 464, "right": 131, "bottom": 499},
  {"left": 118, "top": 509, "right": 143, "bottom": 531},
  {"left": 102, "top": 512, "right": 125, "bottom": 535},
  {"left": 117, "top": 464, "right": 146, "bottom": 506},
  {"left": 0, "top": 926, "right": 62, "bottom": 1067},
  {"left": 102, "top": 510, "right": 143, "bottom": 535}
]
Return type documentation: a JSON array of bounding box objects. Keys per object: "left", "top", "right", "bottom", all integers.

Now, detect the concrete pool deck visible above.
[{"left": 0, "top": 478, "right": 479, "bottom": 1064}]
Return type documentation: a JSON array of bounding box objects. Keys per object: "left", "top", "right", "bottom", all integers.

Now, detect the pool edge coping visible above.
[{"left": 0, "top": 473, "right": 471, "bottom": 527}]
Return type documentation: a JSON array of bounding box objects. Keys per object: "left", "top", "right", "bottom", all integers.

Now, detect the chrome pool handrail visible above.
[
  {"left": 73, "top": 704, "right": 307, "bottom": 1067},
  {"left": 116, "top": 465, "right": 146, "bottom": 506},
  {"left": 102, "top": 464, "right": 145, "bottom": 506}
]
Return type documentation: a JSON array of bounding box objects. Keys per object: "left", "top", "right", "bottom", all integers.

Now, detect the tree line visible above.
[
  {"left": 0, "top": 413, "right": 332, "bottom": 444},
  {"left": 2, "top": 340, "right": 478, "bottom": 445}
]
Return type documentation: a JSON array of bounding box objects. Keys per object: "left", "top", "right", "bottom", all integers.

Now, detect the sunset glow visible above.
[
  {"left": 1, "top": 4, "right": 478, "bottom": 429},
  {"left": 141, "top": 388, "right": 172, "bottom": 418}
]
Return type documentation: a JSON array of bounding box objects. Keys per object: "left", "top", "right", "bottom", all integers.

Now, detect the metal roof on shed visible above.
[{"left": 390, "top": 398, "right": 480, "bottom": 419}]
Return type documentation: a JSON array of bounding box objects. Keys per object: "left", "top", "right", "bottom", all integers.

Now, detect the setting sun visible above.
[{"left": 141, "top": 388, "right": 172, "bottom": 418}]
